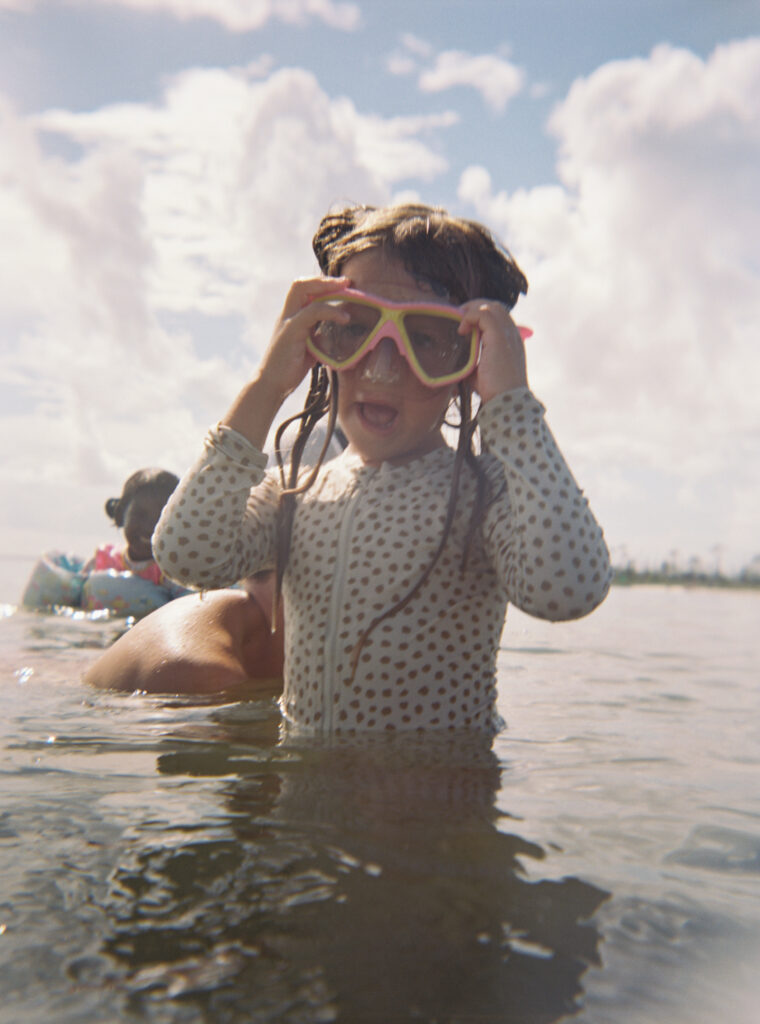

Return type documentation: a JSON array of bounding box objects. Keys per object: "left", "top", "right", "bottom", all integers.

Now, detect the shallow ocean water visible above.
[{"left": 0, "top": 583, "right": 758, "bottom": 1023}]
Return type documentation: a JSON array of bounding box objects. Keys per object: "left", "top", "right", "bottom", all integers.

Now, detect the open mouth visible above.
[{"left": 358, "top": 401, "right": 398, "bottom": 431}]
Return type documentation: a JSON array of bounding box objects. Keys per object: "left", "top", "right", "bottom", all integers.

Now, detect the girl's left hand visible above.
[{"left": 458, "top": 300, "right": 528, "bottom": 404}]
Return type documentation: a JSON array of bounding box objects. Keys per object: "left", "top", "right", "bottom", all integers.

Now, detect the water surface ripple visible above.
[{"left": 0, "top": 586, "right": 758, "bottom": 1022}]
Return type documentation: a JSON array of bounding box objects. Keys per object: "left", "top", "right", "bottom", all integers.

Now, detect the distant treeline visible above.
[{"left": 612, "top": 563, "right": 760, "bottom": 590}]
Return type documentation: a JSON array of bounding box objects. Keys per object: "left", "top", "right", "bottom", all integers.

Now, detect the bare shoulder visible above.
[{"left": 83, "top": 589, "right": 280, "bottom": 696}]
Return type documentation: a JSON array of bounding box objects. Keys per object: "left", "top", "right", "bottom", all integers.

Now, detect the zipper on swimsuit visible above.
[{"left": 322, "top": 472, "right": 369, "bottom": 732}]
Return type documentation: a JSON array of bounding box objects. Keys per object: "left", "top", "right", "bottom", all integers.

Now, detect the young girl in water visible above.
[
  {"left": 91, "top": 468, "right": 181, "bottom": 579},
  {"left": 153, "top": 203, "right": 611, "bottom": 733},
  {"left": 23, "top": 468, "right": 188, "bottom": 616}
]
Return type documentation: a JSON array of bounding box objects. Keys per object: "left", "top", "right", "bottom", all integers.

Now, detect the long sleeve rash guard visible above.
[{"left": 154, "top": 388, "right": 611, "bottom": 734}]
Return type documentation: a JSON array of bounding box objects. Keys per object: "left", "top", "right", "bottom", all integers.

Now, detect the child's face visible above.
[
  {"left": 335, "top": 251, "right": 456, "bottom": 466},
  {"left": 122, "top": 491, "right": 168, "bottom": 562}
]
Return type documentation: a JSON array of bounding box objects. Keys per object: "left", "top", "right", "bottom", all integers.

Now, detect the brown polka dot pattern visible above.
[{"left": 154, "top": 387, "right": 612, "bottom": 735}]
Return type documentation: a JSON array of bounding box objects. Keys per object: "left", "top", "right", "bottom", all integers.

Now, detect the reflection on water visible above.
[
  {"left": 1, "top": 586, "right": 759, "bottom": 1023},
  {"left": 100, "top": 717, "right": 608, "bottom": 1022}
]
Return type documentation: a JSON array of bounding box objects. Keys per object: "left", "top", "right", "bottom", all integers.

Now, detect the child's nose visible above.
[{"left": 359, "top": 336, "right": 402, "bottom": 384}]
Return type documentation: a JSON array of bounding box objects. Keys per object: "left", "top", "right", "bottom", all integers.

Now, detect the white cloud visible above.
[
  {"left": 418, "top": 50, "right": 524, "bottom": 113},
  {"left": 459, "top": 39, "right": 760, "bottom": 567},
  {"left": 0, "top": 0, "right": 362, "bottom": 31},
  {"left": 399, "top": 32, "right": 433, "bottom": 60},
  {"left": 386, "top": 36, "right": 524, "bottom": 114},
  {"left": 0, "top": 63, "right": 455, "bottom": 559},
  {"left": 385, "top": 52, "right": 417, "bottom": 77},
  {"left": 386, "top": 33, "right": 433, "bottom": 77},
  {"left": 33, "top": 66, "right": 454, "bottom": 317}
]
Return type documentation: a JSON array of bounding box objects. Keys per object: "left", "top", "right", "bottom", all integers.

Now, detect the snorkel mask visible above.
[
  {"left": 307, "top": 289, "right": 531, "bottom": 387},
  {"left": 307, "top": 289, "right": 481, "bottom": 388}
]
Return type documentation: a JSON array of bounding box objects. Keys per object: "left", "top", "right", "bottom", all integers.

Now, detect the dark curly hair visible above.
[
  {"left": 312, "top": 202, "right": 527, "bottom": 307},
  {"left": 274, "top": 202, "right": 528, "bottom": 665},
  {"left": 105, "top": 468, "right": 179, "bottom": 527}
]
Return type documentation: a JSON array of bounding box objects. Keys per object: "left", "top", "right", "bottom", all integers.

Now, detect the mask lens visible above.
[
  {"left": 311, "top": 300, "right": 381, "bottom": 363},
  {"left": 403, "top": 313, "right": 472, "bottom": 379}
]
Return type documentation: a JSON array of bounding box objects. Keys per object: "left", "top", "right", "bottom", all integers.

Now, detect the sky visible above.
[{"left": 1, "top": 0, "right": 759, "bottom": 586}]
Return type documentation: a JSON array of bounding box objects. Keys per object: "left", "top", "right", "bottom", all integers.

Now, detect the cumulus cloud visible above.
[
  {"left": 0, "top": 63, "right": 454, "bottom": 555},
  {"left": 386, "top": 35, "right": 524, "bottom": 114},
  {"left": 459, "top": 39, "right": 760, "bottom": 567},
  {"left": 0, "top": 0, "right": 361, "bottom": 31},
  {"left": 34, "top": 66, "right": 453, "bottom": 318},
  {"left": 0, "top": 88, "right": 241, "bottom": 560},
  {"left": 419, "top": 51, "right": 524, "bottom": 113}
]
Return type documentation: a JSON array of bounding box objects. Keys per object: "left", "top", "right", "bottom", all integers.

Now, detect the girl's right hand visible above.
[
  {"left": 457, "top": 298, "right": 528, "bottom": 404},
  {"left": 222, "top": 276, "right": 349, "bottom": 449},
  {"left": 257, "top": 276, "right": 350, "bottom": 402}
]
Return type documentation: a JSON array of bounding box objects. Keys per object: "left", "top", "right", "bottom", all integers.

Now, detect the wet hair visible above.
[
  {"left": 105, "top": 468, "right": 179, "bottom": 527},
  {"left": 312, "top": 203, "right": 527, "bottom": 308},
  {"left": 274, "top": 202, "right": 528, "bottom": 662}
]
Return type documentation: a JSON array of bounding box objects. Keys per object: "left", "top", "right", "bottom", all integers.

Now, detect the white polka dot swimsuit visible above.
[{"left": 154, "top": 388, "right": 611, "bottom": 734}]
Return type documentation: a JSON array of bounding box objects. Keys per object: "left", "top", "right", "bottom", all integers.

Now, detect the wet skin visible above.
[{"left": 84, "top": 583, "right": 284, "bottom": 696}]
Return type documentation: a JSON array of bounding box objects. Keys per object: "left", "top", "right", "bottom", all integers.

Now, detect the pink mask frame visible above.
[{"left": 308, "top": 288, "right": 532, "bottom": 388}]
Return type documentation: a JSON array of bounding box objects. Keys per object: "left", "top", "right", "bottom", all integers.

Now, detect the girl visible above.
[
  {"left": 154, "top": 203, "right": 611, "bottom": 733},
  {"left": 23, "top": 468, "right": 188, "bottom": 616},
  {"left": 94, "top": 468, "right": 181, "bottom": 577}
]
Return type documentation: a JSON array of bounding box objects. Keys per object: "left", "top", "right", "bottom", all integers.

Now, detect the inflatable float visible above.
[{"left": 21, "top": 550, "right": 188, "bottom": 618}]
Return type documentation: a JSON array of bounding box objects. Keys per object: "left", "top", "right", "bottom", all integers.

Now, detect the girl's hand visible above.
[
  {"left": 458, "top": 300, "right": 528, "bottom": 404},
  {"left": 222, "top": 275, "right": 349, "bottom": 449},
  {"left": 257, "top": 275, "right": 350, "bottom": 402}
]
